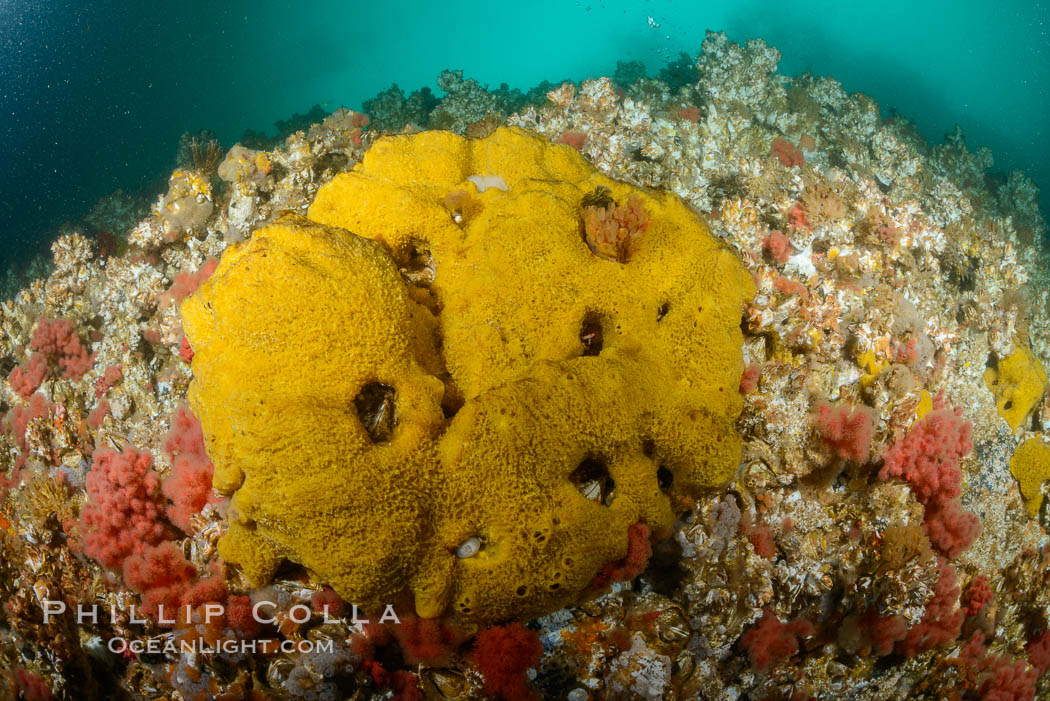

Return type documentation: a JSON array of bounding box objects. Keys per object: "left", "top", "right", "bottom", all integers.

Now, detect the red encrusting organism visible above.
[
  {"left": 771, "top": 137, "right": 804, "bottom": 167},
  {"left": 311, "top": 587, "right": 347, "bottom": 618},
  {"left": 13, "top": 668, "right": 54, "bottom": 701},
  {"left": 590, "top": 522, "right": 653, "bottom": 588},
  {"left": 879, "top": 406, "right": 980, "bottom": 557},
  {"left": 226, "top": 594, "right": 262, "bottom": 637},
  {"left": 762, "top": 230, "right": 793, "bottom": 264},
  {"left": 812, "top": 402, "right": 875, "bottom": 463},
  {"left": 161, "top": 404, "right": 218, "bottom": 532},
  {"left": 744, "top": 520, "right": 777, "bottom": 559},
  {"left": 470, "top": 622, "right": 543, "bottom": 701},
  {"left": 679, "top": 105, "right": 701, "bottom": 123},
  {"left": 557, "top": 130, "right": 587, "bottom": 151},
  {"left": 158, "top": 257, "right": 218, "bottom": 308},
  {"left": 742, "top": 609, "right": 815, "bottom": 672}
]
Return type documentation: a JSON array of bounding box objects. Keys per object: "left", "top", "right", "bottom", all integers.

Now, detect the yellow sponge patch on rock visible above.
[
  {"left": 182, "top": 126, "right": 754, "bottom": 623},
  {"left": 1010, "top": 437, "right": 1050, "bottom": 518},
  {"left": 984, "top": 343, "right": 1048, "bottom": 432}
]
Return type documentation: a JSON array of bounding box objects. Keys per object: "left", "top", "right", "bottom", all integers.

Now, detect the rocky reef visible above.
[{"left": 1, "top": 30, "right": 1049, "bottom": 701}]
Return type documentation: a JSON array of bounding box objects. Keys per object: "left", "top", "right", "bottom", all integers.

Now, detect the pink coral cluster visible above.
[
  {"left": 955, "top": 631, "right": 1039, "bottom": 700},
  {"left": 762, "top": 230, "right": 792, "bottom": 264},
  {"left": 80, "top": 447, "right": 170, "bottom": 570},
  {"left": 589, "top": 522, "right": 653, "bottom": 588},
  {"left": 879, "top": 406, "right": 980, "bottom": 557},
  {"left": 470, "top": 622, "right": 542, "bottom": 701},
  {"left": 742, "top": 609, "right": 815, "bottom": 672},
  {"left": 158, "top": 257, "right": 218, "bottom": 308},
  {"left": 6, "top": 318, "right": 95, "bottom": 399},
  {"left": 161, "top": 404, "right": 219, "bottom": 531},
  {"left": 897, "top": 558, "right": 963, "bottom": 656},
  {"left": 812, "top": 402, "right": 874, "bottom": 463}
]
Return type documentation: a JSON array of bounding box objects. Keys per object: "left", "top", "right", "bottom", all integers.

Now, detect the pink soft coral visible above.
[
  {"left": 897, "top": 558, "right": 963, "bottom": 656},
  {"left": 880, "top": 407, "right": 979, "bottom": 557},
  {"left": 30, "top": 318, "right": 94, "bottom": 380},
  {"left": 7, "top": 353, "right": 48, "bottom": 399},
  {"left": 161, "top": 404, "right": 218, "bottom": 531},
  {"left": 158, "top": 257, "right": 218, "bottom": 308},
  {"left": 742, "top": 609, "right": 815, "bottom": 672},
  {"left": 80, "top": 447, "right": 170, "bottom": 570},
  {"left": 813, "top": 402, "right": 875, "bottom": 463},
  {"left": 589, "top": 523, "right": 653, "bottom": 588}
]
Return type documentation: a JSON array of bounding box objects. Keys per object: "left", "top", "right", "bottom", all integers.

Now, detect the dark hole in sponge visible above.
[
  {"left": 570, "top": 456, "right": 615, "bottom": 506},
  {"left": 354, "top": 383, "right": 397, "bottom": 443},
  {"left": 657, "top": 466, "right": 674, "bottom": 491},
  {"left": 657, "top": 302, "right": 669, "bottom": 321},
  {"left": 580, "top": 310, "right": 604, "bottom": 356}
]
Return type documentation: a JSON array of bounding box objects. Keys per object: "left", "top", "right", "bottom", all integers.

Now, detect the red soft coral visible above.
[
  {"left": 7, "top": 353, "right": 48, "bottom": 399},
  {"left": 7, "top": 393, "right": 55, "bottom": 452},
  {"left": 979, "top": 657, "right": 1038, "bottom": 701},
  {"left": 880, "top": 408, "right": 971, "bottom": 503},
  {"left": 742, "top": 609, "right": 813, "bottom": 672},
  {"left": 897, "top": 558, "right": 963, "bottom": 657},
  {"left": 962, "top": 574, "right": 993, "bottom": 616},
  {"left": 80, "top": 447, "right": 170, "bottom": 570},
  {"left": 813, "top": 402, "right": 875, "bottom": 463},
  {"left": 121, "top": 541, "right": 198, "bottom": 619},
  {"left": 31, "top": 318, "right": 94, "bottom": 380},
  {"left": 470, "top": 622, "right": 542, "bottom": 701},
  {"left": 590, "top": 522, "right": 653, "bottom": 588},
  {"left": 859, "top": 610, "right": 909, "bottom": 656},
  {"left": 1026, "top": 631, "right": 1050, "bottom": 676},
  {"left": 762, "top": 230, "right": 793, "bottom": 264},
  {"left": 924, "top": 498, "right": 981, "bottom": 559},
  {"left": 739, "top": 363, "right": 761, "bottom": 394},
  {"left": 161, "top": 404, "right": 218, "bottom": 531},
  {"left": 391, "top": 614, "right": 465, "bottom": 666},
  {"left": 880, "top": 407, "right": 979, "bottom": 557},
  {"left": 158, "top": 257, "right": 218, "bottom": 308}
]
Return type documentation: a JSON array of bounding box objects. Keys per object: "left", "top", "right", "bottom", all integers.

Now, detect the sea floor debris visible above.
[{"left": 1, "top": 31, "right": 1049, "bottom": 700}]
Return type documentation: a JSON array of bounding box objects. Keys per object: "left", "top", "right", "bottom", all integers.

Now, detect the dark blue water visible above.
[{"left": 2, "top": 0, "right": 1048, "bottom": 274}]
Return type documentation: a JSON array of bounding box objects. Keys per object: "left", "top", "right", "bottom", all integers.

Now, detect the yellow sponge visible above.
[
  {"left": 1010, "top": 437, "right": 1050, "bottom": 518},
  {"left": 182, "top": 127, "right": 754, "bottom": 623},
  {"left": 984, "top": 343, "right": 1048, "bottom": 432}
]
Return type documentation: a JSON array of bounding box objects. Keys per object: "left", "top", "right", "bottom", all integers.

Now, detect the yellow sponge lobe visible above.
[
  {"left": 984, "top": 343, "right": 1048, "bottom": 432},
  {"left": 182, "top": 126, "right": 754, "bottom": 623},
  {"left": 1009, "top": 437, "right": 1050, "bottom": 518}
]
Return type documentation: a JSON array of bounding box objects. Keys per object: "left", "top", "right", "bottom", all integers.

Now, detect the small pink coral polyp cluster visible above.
[
  {"left": 6, "top": 318, "right": 94, "bottom": 399},
  {"left": 880, "top": 406, "right": 979, "bottom": 558}
]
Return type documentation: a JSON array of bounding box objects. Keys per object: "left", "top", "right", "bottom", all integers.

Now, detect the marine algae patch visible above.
[{"left": 182, "top": 127, "right": 754, "bottom": 623}]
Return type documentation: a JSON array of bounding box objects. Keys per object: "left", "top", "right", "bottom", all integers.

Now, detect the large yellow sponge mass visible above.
[{"left": 182, "top": 127, "right": 754, "bottom": 623}]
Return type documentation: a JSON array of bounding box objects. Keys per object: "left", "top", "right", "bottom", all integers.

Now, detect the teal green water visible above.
[{"left": 1, "top": 0, "right": 1047, "bottom": 270}]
